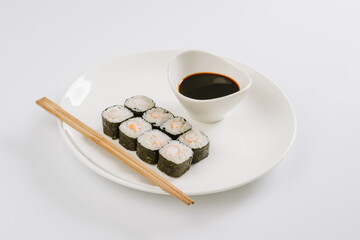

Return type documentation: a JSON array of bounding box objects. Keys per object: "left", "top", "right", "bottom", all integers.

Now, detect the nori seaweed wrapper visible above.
[
  {"left": 119, "top": 131, "right": 137, "bottom": 151},
  {"left": 102, "top": 116, "right": 120, "bottom": 139},
  {"left": 136, "top": 142, "right": 159, "bottom": 164},
  {"left": 191, "top": 142, "right": 210, "bottom": 164},
  {"left": 128, "top": 109, "right": 145, "bottom": 117},
  {"left": 151, "top": 125, "right": 161, "bottom": 130},
  {"left": 159, "top": 130, "right": 180, "bottom": 140},
  {"left": 157, "top": 154, "right": 192, "bottom": 178}
]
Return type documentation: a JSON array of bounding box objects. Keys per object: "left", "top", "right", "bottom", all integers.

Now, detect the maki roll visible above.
[
  {"left": 142, "top": 107, "right": 174, "bottom": 129},
  {"left": 136, "top": 129, "right": 171, "bottom": 164},
  {"left": 178, "top": 129, "right": 210, "bottom": 164},
  {"left": 124, "top": 95, "right": 155, "bottom": 117},
  {"left": 119, "top": 117, "right": 152, "bottom": 151},
  {"left": 159, "top": 117, "right": 191, "bottom": 140},
  {"left": 158, "top": 141, "right": 193, "bottom": 177},
  {"left": 101, "top": 105, "right": 134, "bottom": 139}
]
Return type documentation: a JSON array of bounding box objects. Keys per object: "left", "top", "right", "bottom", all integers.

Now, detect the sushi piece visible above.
[
  {"left": 159, "top": 117, "right": 192, "bottom": 140},
  {"left": 124, "top": 95, "right": 155, "bottom": 117},
  {"left": 136, "top": 129, "right": 171, "bottom": 164},
  {"left": 157, "top": 141, "right": 193, "bottom": 177},
  {"left": 178, "top": 129, "right": 210, "bottom": 164},
  {"left": 101, "top": 105, "right": 134, "bottom": 139},
  {"left": 142, "top": 107, "right": 174, "bottom": 129},
  {"left": 119, "top": 117, "right": 152, "bottom": 151}
]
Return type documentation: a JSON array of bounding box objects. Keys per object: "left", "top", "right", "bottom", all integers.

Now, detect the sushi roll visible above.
[
  {"left": 158, "top": 141, "right": 193, "bottom": 177},
  {"left": 178, "top": 129, "right": 210, "bottom": 164},
  {"left": 136, "top": 129, "right": 171, "bottom": 164},
  {"left": 101, "top": 105, "right": 134, "bottom": 139},
  {"left": 142, "top": 107, "right": 174, "bottom": 129},
  {"left": 124, "top": 95, "right": 155, "bottom": 117},
  {"left": 119, "top": 117, "right": 152, "bottom": 151},
  {"left": 159, "top": 117, "right": 192, "bottom": 140}
]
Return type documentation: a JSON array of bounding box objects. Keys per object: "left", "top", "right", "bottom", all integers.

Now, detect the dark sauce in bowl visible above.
[{"left": 178, "top": 72, "right": 240, "bottom": 100}]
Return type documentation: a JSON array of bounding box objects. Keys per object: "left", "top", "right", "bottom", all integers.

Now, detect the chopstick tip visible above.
[
  {"left": 35, "top": 97, "right": 46, "bottom": 105},
  {"left": 35, "top": 97, "right": 51, "bottom": 107}
]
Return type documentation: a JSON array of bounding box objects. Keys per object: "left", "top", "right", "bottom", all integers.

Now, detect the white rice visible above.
[
  {"left": 119, "top": 117, "right": 152, "bottom": 138},
  {"left": 142, "top": 107, "right": 173, "bottom": 127},
  {"left": 160, "top": 117, "right": 191, "bottom": 135},
  {"left": 178, "top": 128, "right": 209, "bottom": 149},
  {"left": 102, "top": 105, "right": 133, "bottom": 123},
  {"left": 159, "top": 141, "right": 193, "bottom": 164},
  {"left": 138, "top": 130, "right": 171, "bottom": 151},
  {"left": 124, "top": 95, "right": 155, "bottom": 112}
]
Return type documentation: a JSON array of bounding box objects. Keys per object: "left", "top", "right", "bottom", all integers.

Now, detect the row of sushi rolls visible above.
[{"left": 101, "top": 95, "right": 210, "bottom": 178}]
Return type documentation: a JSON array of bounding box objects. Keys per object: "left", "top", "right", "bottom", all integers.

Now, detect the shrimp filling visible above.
[
  {"left": 120, "top": 117, "right": 152, "bottom": 138},
  {"left": 159, "top": 141, "right": 193, "bottom": 164}
]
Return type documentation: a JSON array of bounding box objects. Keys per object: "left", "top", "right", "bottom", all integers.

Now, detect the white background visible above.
[{"left": 1, "top": 0, "right": 359, "bottom": 239}]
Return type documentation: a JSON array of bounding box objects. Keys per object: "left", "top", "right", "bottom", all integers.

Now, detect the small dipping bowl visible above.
[{"left": 168, "top": 50, "right": 252, "bottom": 123}]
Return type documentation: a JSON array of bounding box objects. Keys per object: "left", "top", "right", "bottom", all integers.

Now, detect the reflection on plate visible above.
[{"left": 58, "top": 50, "right": 296, "bottom": 195}]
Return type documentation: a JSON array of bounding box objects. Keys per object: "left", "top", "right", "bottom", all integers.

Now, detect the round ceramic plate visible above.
[{"left": 58, "top": 50, "right": 296, "bottom": 195}]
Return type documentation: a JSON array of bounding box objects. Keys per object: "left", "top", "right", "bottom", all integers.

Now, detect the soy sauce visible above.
[{"left": 178, "top": 73, "right": 240, "bottom": 100}]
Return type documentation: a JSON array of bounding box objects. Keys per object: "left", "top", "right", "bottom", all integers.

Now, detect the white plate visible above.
[{"left": 58, "top": 50, "right": 296, "bottom": 195}]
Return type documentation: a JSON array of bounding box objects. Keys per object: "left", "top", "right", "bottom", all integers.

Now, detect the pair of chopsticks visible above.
[{"left": 36, "top": 97, "right": 194, "bottom": 205}]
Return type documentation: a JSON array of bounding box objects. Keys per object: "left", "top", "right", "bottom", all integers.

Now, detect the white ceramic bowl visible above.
[{"left": 168, "top": 50, "right": 252, "bottom": 123}]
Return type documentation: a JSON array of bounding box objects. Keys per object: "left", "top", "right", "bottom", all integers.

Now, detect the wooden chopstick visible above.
[{"left": 36, "top": 97, "right": 194, "bottom": 205}]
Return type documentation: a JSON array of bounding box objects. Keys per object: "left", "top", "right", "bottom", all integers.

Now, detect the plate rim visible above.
[{"left": 57, "top": 50, "right": 297, "bottom": 196}]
